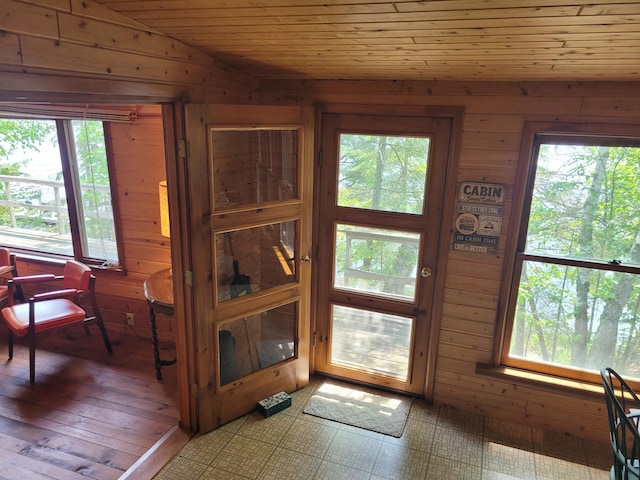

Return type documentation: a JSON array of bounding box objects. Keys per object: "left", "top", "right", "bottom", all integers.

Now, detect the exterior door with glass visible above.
[{"left": 315, "top": 112, "right": 453, "bottom": 395}]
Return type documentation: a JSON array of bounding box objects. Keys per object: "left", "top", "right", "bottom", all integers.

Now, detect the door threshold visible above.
[{"left": 119, "top": 424, "right": 193, "bottom": 480}]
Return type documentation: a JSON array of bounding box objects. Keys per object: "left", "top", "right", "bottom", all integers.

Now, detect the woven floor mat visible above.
[{"left": 303, "top": 380, "right": 411, "bottom": 438}]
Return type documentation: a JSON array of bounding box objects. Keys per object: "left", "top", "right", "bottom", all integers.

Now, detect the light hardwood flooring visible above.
[{"left": 0, "top": 324, "right": 182, "bottom": 479}]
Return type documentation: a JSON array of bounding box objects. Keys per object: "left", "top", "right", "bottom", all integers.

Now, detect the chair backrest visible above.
[
  {"left": 601, "top": 367, "right": 640, "bottom": 479},
  {"left": 0, "top": 247, "right": 10, "bottom": 267},
  {"left": 62, "top": 260, "right": 93, "bottom": 291},
  {"left": 0, "top": 248, "right": 10, "bottom": 301}
]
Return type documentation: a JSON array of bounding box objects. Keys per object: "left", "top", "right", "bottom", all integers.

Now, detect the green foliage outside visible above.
[
  {"left": 71, "top": 120, "right": 115, "bottom": 243},
  {"left": 512, "top": 144, "right": 640, "bottom": 378},
  {"left": 0, "top": 119, "right": 55, "bottom": 230},
  {"left": 335, "top": 134, "right": 428, "bottom": 298},
  {"left": 338, "top": 134, "right": 429, "bottom": 214},
  {"left": 0, "top": 118, "right": 116, "bottom": 259}
]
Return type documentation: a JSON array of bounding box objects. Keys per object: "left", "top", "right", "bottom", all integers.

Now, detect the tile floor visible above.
[{"left": 155, "top": 376, "right": 612, "bottom": 480}]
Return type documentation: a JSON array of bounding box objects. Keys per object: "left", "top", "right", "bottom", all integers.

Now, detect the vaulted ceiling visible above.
[{"left": 94, "top": 1, "right": 640, "bottom": 82}]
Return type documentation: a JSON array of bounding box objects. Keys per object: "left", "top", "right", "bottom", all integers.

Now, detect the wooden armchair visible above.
[{"left": 1, "top": 260, "right": 112, "bottom": 383}]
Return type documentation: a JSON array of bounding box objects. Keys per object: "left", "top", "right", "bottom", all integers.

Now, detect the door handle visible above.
[
  {"left": 420, "top": 266, "right": 432, "bottom": 278},
  {"left": 301, "top": 255, "right": 311, "bottom": 264}
]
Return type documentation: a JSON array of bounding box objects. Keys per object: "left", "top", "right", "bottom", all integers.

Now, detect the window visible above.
[
  {"left": 0, "top": 117, "right": 121, "bottom": 267},
  {"left": 503, "top": 125, "right": 640, "bottom": 383}
]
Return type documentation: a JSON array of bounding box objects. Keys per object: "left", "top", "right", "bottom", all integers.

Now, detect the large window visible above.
[
  {"left": 0, "top": 117, "right": 121, "bottom": 267},
  {"left": 504, "top": 127, "right": 640, "bottom": 382}
]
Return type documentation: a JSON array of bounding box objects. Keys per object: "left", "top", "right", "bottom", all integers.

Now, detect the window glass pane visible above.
[
  {"left": 215, "top": 221, "right": 297, "bottom": 302},
  {"left": 526, "top": 144, "right": 640, "bottom": 265},
  {"left": 0, "top": 119, "right": 73, "bottom": 255},
  {"left": 71, "top": 120, "right": 118, "bottom": 262},
  {"left": 337, "top": 133, "right": 429, "bottom": 214},
  {"left": 210, "top": 129, "right": 298, "bottom": 210},
  {"left": 511, "top": 260, "right": 640, "bottom": 379},
  {"left": 334, "top": 223, "right": 420, "bottom": 301},
  {"left": 331, "top": 304, "right": 412, "bottom": 381},
  {"left": 0, "top": 118, "right": 119, "bottom": 263},
  {"left": 219, "top": 302, "right": 297, "bottom": 385}
]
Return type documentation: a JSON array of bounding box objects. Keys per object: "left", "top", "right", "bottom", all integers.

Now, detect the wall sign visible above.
[{"left": 453, "top": 182, "right": 506, "bottom": 254}]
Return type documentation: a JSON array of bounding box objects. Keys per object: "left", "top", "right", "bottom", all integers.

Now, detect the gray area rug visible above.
[{"left": 303, "top": 381, "right": 412, "bottom": 437}]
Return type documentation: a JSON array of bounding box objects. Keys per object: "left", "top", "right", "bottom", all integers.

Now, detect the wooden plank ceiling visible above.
[{"left": 93, "top": 0, "right": 640, "bottom": 82}]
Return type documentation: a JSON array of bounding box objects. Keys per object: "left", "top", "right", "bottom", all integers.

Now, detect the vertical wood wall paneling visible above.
[{"left": 257, "top": 79, "right": 640, "bottom": 443}]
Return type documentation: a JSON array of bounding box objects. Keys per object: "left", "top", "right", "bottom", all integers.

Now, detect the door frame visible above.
[
  {"left": 181, "top": 103, "right": 314, "bottom": 432},
  {"left": 311, "top": 104, "right": 464, "bottom": 400},
  {"left": 162, "top": 102, "right": 195, "bottom": 430}
]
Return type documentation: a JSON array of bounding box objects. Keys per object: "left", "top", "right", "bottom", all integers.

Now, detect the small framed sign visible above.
[{"left": 454, "top": 181, "right": 506, "bottom": 254}]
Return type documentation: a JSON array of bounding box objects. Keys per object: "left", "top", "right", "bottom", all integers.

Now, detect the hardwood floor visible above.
[{"left": 0, "top": 324, "right": 183, "bottom": 479}]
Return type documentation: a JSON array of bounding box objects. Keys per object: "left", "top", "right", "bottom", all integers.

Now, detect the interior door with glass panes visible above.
[
  {"left": 315, "top": 112, "right": 452, "bottom": 395},
  {"left": 185, "top": 105, "right": 312, "bottom": 432}
]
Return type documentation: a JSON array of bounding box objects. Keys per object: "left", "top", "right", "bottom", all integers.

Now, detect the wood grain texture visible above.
[
  {"left": 0, "top": 0, "right": 258, "bottom": 103},
  {"left": 9, "top": 105, "right": 174, "bottom": 344},
  {"left": 92, "top": 0, "right": 640, "bottom": 82},
  {"left": 258, "top": 79, "right": 640, "bottom": 443},
  {"left": 0, "top": 328, "right": 182, "bottom": 479}
]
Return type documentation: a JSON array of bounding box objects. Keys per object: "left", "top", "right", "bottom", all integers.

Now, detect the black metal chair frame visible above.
[{"left": 601, "top": 366, "right": 640, "bottom": 480}]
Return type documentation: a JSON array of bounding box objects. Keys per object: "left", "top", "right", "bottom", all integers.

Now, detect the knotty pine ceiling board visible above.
[{"left": 92, "top": 0, "right": 640, "bottom": 81}]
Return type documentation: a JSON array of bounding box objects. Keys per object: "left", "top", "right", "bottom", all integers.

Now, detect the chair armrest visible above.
[
  {"left": 32, "top": 288, "right": 79, "bottom": 302},
  {"left": 11, "top": 274, "right": 57, "bottom": 285}
]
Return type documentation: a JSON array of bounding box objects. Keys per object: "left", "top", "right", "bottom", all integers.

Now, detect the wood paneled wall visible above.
[
  {"left": 258, "top": 79, "right": 640, "bottom": 444},
  {"left": 2, "top": 0, "right": 639, "bottom": 447},
  {"left": 0, "top": 0, "right": 258, "bottom": 103},
  {"left": 0, "top": 0, "right": 258, "bottom": 352}
]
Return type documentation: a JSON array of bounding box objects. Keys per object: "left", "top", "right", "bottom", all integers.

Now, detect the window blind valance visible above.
[{"left": 0, "top": 104, "right": 137, "bottom": 122}]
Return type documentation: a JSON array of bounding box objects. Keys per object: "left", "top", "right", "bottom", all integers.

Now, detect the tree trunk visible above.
[
  {"left": 571, "top": 147, "right": 608, "bottom": 367},
  {"left": 588, "top": 228, "right": 640, "bottom": 368}
]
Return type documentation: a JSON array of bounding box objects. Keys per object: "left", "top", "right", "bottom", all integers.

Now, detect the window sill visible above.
[
  {"left": 14, "top": 252, "right": 126, "bottom": 275},
  {"left": 475, "top": 363, "right": 604, "bottom": 401}
]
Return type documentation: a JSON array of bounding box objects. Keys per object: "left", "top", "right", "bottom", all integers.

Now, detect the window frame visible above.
[
  {"left": 0, "top": 116, "right": 124, "bottom": 269},
  {"left": 497, "top": 121, "right": 640, "bottom": 385}
]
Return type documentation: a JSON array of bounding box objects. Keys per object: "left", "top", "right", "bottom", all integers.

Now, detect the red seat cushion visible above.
[{"left": 1, "top": 299, "right": 86, "bottom": 337}]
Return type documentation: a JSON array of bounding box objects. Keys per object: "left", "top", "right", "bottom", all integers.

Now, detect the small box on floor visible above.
[{"left": 257, "top": 391, "right": 292, "bottom": 417}]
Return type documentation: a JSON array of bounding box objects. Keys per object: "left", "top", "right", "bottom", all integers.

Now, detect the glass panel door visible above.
[
  {"left": 315, "top": 112, "right": 452, "bottom": 395},
  {"left": 210, "top": 127, "right": 302, "bottom": 390},
  {"left": 185, "top": 103, "right": 312, "bottom": 432}
]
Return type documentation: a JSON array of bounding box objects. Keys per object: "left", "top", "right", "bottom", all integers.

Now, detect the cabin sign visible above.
[
  {"left": 458, "top": 182, "right": 505, "bottom": 205},
  {"left": 454, "top": 181, "right": 506, "bottom": 255}
]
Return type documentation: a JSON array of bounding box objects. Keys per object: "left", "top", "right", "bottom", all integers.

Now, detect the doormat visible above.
[{"left": 303, "top": 381, "right": 412, "bottom": 437}]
